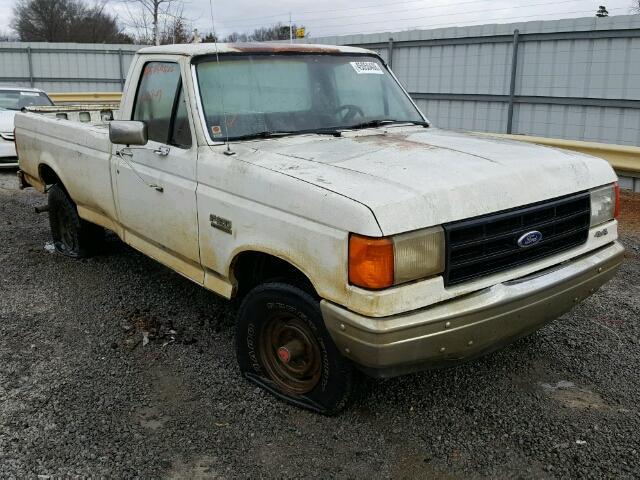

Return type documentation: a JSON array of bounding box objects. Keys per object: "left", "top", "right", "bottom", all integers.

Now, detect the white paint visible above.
[
  {"left": 0, "top": 109, "right": 17, "bottom": 164},
  {"left": 0, "top": 109, "right": 17, "bottom": 133},
  {"left": 14, "top": 46, "right": 621, "bottom": 319}
]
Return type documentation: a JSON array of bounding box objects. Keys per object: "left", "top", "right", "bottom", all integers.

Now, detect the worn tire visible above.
[
  {"left": 48, "top": 184, "right": 104, "bottom": 258},
  {"left": 236, "top": 282, "right": 359, "bottom": 415}
]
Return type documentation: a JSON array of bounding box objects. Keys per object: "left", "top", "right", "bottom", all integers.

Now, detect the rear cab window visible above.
[
  {"left": 0, "top": 90, "right": 53, "bottom": 110},
  {"left": 133, "top": 61, "right": 192, "bottom": 148}
]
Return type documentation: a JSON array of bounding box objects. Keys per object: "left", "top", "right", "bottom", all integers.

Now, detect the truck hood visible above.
[
  {"left": 0, "top": 110, "right": 16, "bottom": 133},
  {"left": 229, "top": 127, "right": 616, "bottom": 235}
]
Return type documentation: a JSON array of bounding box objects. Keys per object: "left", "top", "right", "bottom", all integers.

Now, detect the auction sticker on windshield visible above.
[{"left": 350, "top": 61, "right": 384, "bottom": 75}]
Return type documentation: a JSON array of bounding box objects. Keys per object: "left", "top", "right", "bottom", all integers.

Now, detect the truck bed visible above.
[
  {"left": 25, "top": 104, "right": 119, "bottom": 124},
  {"left": 15, "top": 106, "right": 119, "bottom": 226}
]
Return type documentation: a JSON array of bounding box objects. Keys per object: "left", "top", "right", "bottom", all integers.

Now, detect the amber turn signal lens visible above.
[
  {"left": 348, "top": 234, "right": 394, "bottom": 289},
  {"left": 614, "top": 182, "right": 621, "bottom": 220}
]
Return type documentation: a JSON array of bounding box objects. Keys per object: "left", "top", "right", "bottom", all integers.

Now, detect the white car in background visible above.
[{"left": 0, "top": 87, "right": 54, "bottom": 168}]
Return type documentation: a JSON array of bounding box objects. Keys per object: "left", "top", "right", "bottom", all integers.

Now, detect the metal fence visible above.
[
  {"left": 2, "top": 14, "right": 640, "bottom": 147},
  {"left": 0, "top": 42, "right": 141, "bottom": 92},
  {"left": 297, "top": 14, "right": 640, "bottom": 147}
]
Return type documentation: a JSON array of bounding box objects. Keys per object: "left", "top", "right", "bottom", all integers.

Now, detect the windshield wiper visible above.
[
  {"left": 298, "top": 127, "right": 343, "bottom": 137},
  {"left": 226, "top": 128, "right": 342, "bottom": 141},
  {"left": 226, "top": 130, "right": 294, "bottom": 141},
  {"left": 218, "top": 120, "right": 428, "bottom": 142},
  {"left": 343, "top": 119, "right": 430, "bottom": 130}
]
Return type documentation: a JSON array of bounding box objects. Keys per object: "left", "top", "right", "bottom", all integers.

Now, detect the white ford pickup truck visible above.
[{"left": 15, "top": 43, "right": 623, "bottom": 414}]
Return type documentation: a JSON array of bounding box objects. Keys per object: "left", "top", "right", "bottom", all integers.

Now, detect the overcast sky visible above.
[{"left": 0, "top": 0, "right": 638, "bottom": 39}]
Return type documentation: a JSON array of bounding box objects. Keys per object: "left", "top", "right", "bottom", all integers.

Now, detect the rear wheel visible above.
[
  {"left": 236, "top": 282, "right": 359, "bottom": 415},
  {"left": 48, "top": 184, "right": 104, "bottom": 258}
]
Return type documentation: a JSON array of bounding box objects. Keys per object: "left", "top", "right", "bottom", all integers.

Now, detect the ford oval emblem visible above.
[{"left": 517, "top": 231, "right": 543, "bottom": 248}]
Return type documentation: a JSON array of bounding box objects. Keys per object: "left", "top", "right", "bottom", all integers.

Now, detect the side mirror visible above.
[{"left": 109, "top": 120, "right": 148, "bottom": 146}]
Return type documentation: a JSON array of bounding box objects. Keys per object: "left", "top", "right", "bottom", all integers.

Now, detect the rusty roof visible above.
[{"left": 138, "top": 42, "right": 375, "bottom": 57}]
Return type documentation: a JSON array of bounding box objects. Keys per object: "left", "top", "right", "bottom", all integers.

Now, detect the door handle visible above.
[
  {"left": 115, "top": 148, "right": 163, "bottom": 193},
  {"left": 154, "top": 146, "right": 170, "bottom": 156},
  {"left": 117, "top": 148, "right": 133, "bottom": 157}
]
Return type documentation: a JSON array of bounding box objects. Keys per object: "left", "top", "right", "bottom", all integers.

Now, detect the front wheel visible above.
[
  {"left": 48, "top": 184, "right": 104, "bottom": 258},
  {"left": 236, "top": 282, "right": 359, "bottom": 415}
]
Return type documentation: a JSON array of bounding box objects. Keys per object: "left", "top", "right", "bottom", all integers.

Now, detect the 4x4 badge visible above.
[{"left": 210, "top": 214, "right": 232, "bottom": 234}]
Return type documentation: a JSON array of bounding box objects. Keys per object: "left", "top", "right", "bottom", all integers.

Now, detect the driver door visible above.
[{"left": 114, "top": 60, "right": 202, "bottom": 280}]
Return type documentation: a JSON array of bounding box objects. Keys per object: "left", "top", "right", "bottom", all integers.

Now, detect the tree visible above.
[
  {"left": 596, "top": 5, "right": 609, "bottom": 17},
  {"left": 222, "top": 31, "right": 245, "bottom": 43},
  {"left": 80, "top": 2, "right": 134, "bottom": 43},
  {"left": 211, "top": 23, "right": 307, "bottom": 43},
  {"left": 158, "top": 14, "right": 190, "bottom": 44},
  {"left": 0, "top": 30, "right": 17, "bottom": 41},
  {"left": 119, "top": 0, "right": 188, "bottom": 45},
  {"left": 11, "top": 0, "right": 133, "bottom": 43}
]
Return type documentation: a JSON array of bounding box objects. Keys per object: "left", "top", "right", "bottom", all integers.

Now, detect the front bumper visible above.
[
  {"left": 0, "top": 140, "right": 17, "bottom": 168},
  {"left": 321, "top": 241, "right": 624, "bottom": 378}
]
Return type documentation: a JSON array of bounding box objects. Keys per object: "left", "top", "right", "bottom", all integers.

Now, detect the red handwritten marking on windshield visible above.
[
  {"left": 138, "top": 88, "right": 163, "bottom": 104},
  {"left": 143, "top": 64, "right": 176, "bottom": 75}
]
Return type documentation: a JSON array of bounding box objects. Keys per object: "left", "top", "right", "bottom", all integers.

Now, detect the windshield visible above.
[
  {"left": 195, "top": 54, "right": 424, "bottom": 140},
  {"left": 0, "top": 90, "right": 53, "bottom": 110}
]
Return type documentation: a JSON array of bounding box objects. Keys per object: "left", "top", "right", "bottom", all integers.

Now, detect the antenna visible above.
[
  {"left": 207, "top": 0, "right": 215, "bottom": 35},
  {"left": 208, "top": 0, "right": 235, "bottom": 155}
]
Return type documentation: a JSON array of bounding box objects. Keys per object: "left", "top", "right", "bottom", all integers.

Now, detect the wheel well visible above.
[
  {"left": 231, "top": 251, "right": 317, "bottom": 300},
  {"left": 39, "top": 164, "right": 62, "bottom": 187}
]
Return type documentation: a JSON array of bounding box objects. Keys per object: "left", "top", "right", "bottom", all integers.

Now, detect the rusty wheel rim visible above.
[{"left": 259, "top": 312, "right": 322, "bottom": 395}]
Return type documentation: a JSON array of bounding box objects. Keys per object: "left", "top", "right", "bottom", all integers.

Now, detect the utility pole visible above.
[
  {"left": 289, "top": 12, "right": 293, "bottom": 43},
  {"left": 153, "top": 1, "right": 160, "bottom": 45}
]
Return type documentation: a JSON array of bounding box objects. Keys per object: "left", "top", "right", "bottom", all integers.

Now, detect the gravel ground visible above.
[{"left": 1, "top": 170, "right": 639, "bottom": 479}]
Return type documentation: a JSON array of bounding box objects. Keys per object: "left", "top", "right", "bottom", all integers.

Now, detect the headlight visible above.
[
  {"left": 348, "top": 226, "right": 445, "bottom": 289},
  {"left": 590, "top": 183, "right": 620, "bottom": 227}
]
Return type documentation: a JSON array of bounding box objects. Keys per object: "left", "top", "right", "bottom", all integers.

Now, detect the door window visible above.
[
  {"left": 169, "top": 86, "right": 192, "bottom": 148},
  {"left": 133, "top": 62, "right": 181, "bottom": 144}
]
